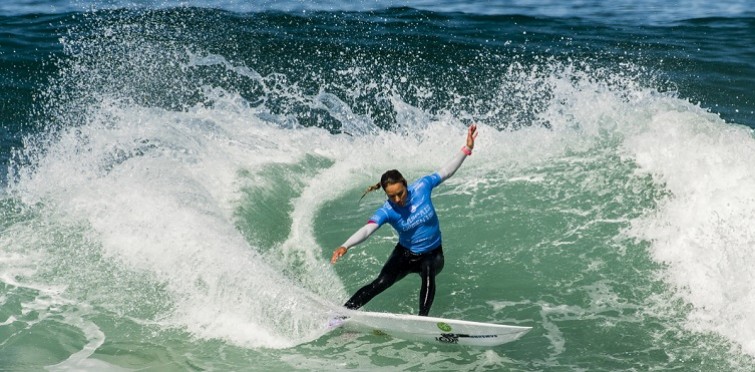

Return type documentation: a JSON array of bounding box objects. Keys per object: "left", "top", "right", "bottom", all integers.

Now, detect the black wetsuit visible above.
[{"left": 345, "top": 244, "right": 444, "bottom": 316}]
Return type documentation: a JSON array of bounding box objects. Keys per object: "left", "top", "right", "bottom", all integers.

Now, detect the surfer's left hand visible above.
[{"left": 466, "top": 124, "right": 478, "bottom": 150}]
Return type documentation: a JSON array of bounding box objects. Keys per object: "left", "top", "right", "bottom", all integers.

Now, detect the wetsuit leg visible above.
[
  {"left": 418, "top": 247, "right": 444, "bottom": 316},
  {"left": 344, "top": 244, "right": 411, "bottom": 310}
]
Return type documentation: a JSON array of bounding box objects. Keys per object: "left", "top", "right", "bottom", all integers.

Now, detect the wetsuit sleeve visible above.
[
  {"left": 341, "top": 223, "right": 380, "bottom": 249},
  {"left": 436, "top": 146, "right": 471, "bottom": 182}
]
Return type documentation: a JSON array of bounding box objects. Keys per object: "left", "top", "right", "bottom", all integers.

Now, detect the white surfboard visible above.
[{"left": 327, "top": 310, "right": 531, "bottom": 347}]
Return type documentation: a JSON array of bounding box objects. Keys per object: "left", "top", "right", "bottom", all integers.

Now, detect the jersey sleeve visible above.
[
  {"left": 423, "top": 172, "right": 443, "bottom": 189},
  {"left": 368, "top": 206, "right": 390, "bottom": 226}
]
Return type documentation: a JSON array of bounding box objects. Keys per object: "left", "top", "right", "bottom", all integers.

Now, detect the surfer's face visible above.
[{"left": 384, "top": 182, "right": 408, "bottom": 207}]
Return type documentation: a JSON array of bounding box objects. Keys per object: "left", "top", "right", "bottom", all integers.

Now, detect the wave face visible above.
[{"left": 1, "top": 3, "right": 755, "bottom": 370}]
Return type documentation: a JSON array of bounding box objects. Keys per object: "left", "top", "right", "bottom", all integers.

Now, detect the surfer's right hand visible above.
[{"left": 331, "top": 246, "right": 348, "bottom": 264}]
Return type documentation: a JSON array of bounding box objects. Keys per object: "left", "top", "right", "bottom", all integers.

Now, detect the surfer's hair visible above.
[{"left": 359, "top": 169, "right": 407, "bottom": 203}]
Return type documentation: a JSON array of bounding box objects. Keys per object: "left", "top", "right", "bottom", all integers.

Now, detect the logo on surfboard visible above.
[
  {"left": 436, "top": 333, "right": 459, "bottom": 344},
  {"left": 436, "top": 322, "right": 452, "bottom": 332},
  {"left": 435, "top": 333, "right": 500, "bottom": 344}
]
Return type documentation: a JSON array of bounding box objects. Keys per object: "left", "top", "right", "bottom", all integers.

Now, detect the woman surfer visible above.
[{"left": 330, "top": 124, "right": 478, "bottom": 316}]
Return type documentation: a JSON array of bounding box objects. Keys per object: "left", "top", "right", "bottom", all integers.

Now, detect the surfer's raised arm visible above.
[{"left": 437, "top": 124, "right": 477, "bottom": 182}]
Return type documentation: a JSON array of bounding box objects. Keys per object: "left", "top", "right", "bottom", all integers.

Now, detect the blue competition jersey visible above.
[{"left": 368, "top": 173, "right": 443, "bottom": 254}]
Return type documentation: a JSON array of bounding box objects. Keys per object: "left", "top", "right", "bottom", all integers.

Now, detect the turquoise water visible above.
[{"left": 2, "top": 1, "right": 755, "bottom": 370}]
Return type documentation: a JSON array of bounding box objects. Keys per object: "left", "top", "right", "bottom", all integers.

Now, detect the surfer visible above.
[{"left": 330, "top": 124, "right": 478, "bottom": 316}]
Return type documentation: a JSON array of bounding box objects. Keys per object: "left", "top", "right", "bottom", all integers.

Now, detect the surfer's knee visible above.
[{"left": 372, "top": 273, "right": 398, "bottom": 290}]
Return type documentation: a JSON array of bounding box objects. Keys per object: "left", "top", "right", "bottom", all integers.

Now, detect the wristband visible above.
[{"left": 461, "top": 146, "right": 472, "bottom": 156}]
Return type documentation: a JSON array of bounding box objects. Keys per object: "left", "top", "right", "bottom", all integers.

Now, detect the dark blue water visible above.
[{"left": 1, "top": 2, "right": 754, "bottom": 150}]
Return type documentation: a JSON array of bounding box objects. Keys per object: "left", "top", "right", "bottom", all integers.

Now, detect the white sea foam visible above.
[
  {"left": 533, "top": 64, "right": 755, "bottom": 357},
  {"left": 621, "top": 99, "right": 755, "bottom": 356},
  {"left": 8, "top": 98, "right": 350, "bottom": 347}
]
